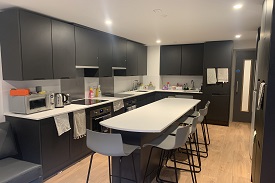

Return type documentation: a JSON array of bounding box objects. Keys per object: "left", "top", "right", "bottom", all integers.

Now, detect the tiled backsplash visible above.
[
  {"left": 161, "top": 75, "right": 203, "bottom": 89},
  {"left": 114, "top": 76, "right": 143, "bottom": 93}
]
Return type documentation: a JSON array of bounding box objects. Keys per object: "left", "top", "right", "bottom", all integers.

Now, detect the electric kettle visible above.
[{"left": 54, "top": 93, "right": 69, "bottom": 108}]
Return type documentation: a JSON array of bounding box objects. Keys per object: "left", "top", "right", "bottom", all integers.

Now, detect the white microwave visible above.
[{"left": 9, "top": 94, "right": 54, "bottom": 114}]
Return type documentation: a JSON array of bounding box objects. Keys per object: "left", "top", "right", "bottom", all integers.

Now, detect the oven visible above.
[{"left": 90, "top": 105, "right": 112, "bottom": 133}]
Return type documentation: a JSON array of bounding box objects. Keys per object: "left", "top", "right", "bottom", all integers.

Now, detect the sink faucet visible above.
[
  {"left": 132, "top": 80, "right": 139, "bottom": 90},
  {"left": 191, "top": 80, "right": 195, "bottom": 90}
]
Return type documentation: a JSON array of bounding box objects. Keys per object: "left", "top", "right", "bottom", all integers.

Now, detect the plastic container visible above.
[
  {"left": 95, "top": 85, "right": 102, "bottom": 97},
  {"left": 88, "top": 87, "right": 94, "bottom": 99}
]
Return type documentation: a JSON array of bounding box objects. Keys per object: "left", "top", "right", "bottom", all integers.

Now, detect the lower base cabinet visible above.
[{"left": 7, "top": 114, "right": 91, "bottom": 179}]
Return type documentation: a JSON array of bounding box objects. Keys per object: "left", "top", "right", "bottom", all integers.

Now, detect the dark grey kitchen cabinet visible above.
[
  {"left": 126, "top": 41, "right": 139, "bottom": 76},
  {"left": 160, "top": 45, "right": 182, "bottom": 75},
  {"left": 138, "top": 44, "right": 147, "bottom": 75},
  {"left": 98, "top": 32, "right": 113, "bottom": 77},
  {"left": 181, "top": 44, "right": 204, "bottom": 75},
  {"left": 112, "top": 36, "right": 127, "bottom": 68},
  {"left": 1, "top": 9, "right": 53, "bottom": 80},
  {"left": 40, "top": 118, "right": 70, "bottom": 177},
  {"left": 52, "top": 20, "right": 76, "bottom": 79},
  {"left": 75, "top": 26, "right": 99, "bottom": 67}
]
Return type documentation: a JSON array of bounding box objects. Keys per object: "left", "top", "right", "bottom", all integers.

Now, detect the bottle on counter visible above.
[
  {"left": 88, "top": 87, "right": 94, "bottom": 99},
  {"left": 167, "top": 82, "right": 170, "bottom": 89},
  {"left": 95, "top": 85, "right": 102, "bottom": 97}
]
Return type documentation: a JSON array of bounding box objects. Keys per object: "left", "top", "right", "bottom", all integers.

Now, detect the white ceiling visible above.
[{"left": 0, "top": 0, "right": 263, "bottom": 46}]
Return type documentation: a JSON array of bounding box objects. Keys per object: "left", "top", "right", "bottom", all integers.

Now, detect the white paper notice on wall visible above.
[
  {"left": 217, "top": 68, "right": 229, "bottom": 83},
  {"left": 207, "top": 68, "right": 217, "bottom": 84}
]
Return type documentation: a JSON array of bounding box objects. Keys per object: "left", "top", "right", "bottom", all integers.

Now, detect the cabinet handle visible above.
[{"left": 236, "top": 81, "right": 239, "bottom": 94}]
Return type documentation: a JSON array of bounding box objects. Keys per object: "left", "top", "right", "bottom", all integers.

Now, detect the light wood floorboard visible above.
[{"left": 45, "top": 122, "right": 251, "bottom": 183}]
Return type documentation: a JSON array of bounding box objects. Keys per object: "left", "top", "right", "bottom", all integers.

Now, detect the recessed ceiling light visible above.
[
  {"left": 156, "top": 40, "right": 161, "bottom": 43},
  {"left": 235, "top": 34, "right": 241, "bottom": 38},
  {"left": 233, "top": 4, "right": 243, "bottom": 9},
  {"left": 105, "top": 20, "right": 112, "bottom": 25}
]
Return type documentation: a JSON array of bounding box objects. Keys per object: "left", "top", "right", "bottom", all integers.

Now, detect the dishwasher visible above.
[
  {"left": 90, "top": 105, "right": 112, "bottom": 133},
  {"left": 124, "top": 98, "right": 137, "bottom": 112}
]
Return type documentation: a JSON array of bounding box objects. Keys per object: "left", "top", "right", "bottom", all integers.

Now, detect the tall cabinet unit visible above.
[
  {"left": 98, "top": 32, "right": 113, "bottom": 77},
  {"left": 1, "top": 9, "right": 53, "bottom": 80},
  {"left": 203, "top": 41, "right": 233, "bottom": 126},
  {"left": 52, "top": 20, "right": 76, "bottom": 79},
  {"left": 252, "top": 0, "right": 275, "bottom": 183}
]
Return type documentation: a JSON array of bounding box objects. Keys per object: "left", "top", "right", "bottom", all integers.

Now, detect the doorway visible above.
[{"left": 233, "top": 50, "right": 256, "bottom": 122}]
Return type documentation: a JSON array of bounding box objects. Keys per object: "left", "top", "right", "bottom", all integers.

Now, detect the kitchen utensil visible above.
[{"left": 55, "top": 93, "right": 70, "bottom": 108}]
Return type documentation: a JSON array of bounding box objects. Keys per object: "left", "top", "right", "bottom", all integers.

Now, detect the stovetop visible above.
[
  {"left": 71, "top": 99, "right": 108, "bottom": 105},
  {"left": 103, "top": 93, "right": 134, "bottom": 98}
]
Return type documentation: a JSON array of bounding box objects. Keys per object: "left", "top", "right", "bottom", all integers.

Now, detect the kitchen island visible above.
[{"left": 100, "top": 98, "right": 200, "bottom": 182}]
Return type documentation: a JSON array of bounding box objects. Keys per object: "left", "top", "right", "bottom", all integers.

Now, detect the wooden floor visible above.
[{"left": 45, "top": 122, "right": 251, "bottom": 183}]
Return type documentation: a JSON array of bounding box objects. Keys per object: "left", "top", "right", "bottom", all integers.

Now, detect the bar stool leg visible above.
[
  {"left": 131, "top": 153, "right": 138, "bottom": 182},
  {"left": 172, "top": 150, "right": 178, "bottom": 183},
  {"left": 185, "top": 144, "right": 195, "bottom": 183},
  {"left": 205, "top": 117, "right": 211, "bottom": 145},
  {"left": 143, "top": 147, "right": 154, "bottom": 183},
  {"left": 86, "top": 153, "right": 95, "bottom": 183},
  {"left": 108, "top": 156, "right": 111, "bottom": 183},
  {"left": 119, "top": 157, "right": 123, "bottom": 183},
  {"left": 189, "top": 138, "right": 197, "bottom": 183},
  {"left": 195, "top": 130, "right": 201, "bottom": 169}
]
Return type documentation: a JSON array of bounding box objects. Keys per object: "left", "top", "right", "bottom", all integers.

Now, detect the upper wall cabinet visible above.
[
  {"left": 160, "top": 45, "right": 182, "bottom": 75},
  {"left": 75, "top": 26, "right": 99, "bottom": 67},
  {"left": 52, "top": 20, "right": 76, "bottom": 79},
  {"left": 112, "top": 36, "right": 127, "bottom": 68},
  {"left": 126, "top": 41, "right": 139, "bottom": 76},
  {"left": 160, "top": 44, "right": 204, "bottom": 76},
  {"left": 1, "top": 9, "right": 53, "bottom": 80},
  {"left": 138, "top": 44, "right": 147, "bottom": 75},
  {"left": 181, "top": 43, "right": 204, "bottom": 75},
  {"left": 98, "top": 32, "right": 113, "bottom": 77}
]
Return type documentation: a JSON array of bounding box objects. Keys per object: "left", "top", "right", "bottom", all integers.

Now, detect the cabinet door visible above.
[
  {"left": 75, "top": 26, "right": 99, "bottom": 66},
  {"left": 40, "top": 118, "right": 70, "bottom": 177},
  {"left": 112, "top": 36, "right": 127, "bottom": 68},
  {"left": 138, "top": 44, "right": 147, "bottom": 75},
  {"left": 52, "top": 20, "right": 76, "bottom": 79},
  {"left": 20, "top": 10, "right": 53, "bottom": 80},
  {"left": 126, "top": 41, "right": 138, "bottom": 76},
  {"left": 160, "top": 45, "right": 181, "bottom": 75},
  {"left": 181, "top": 44, "right": 203, "bottom": 75},
  {"left": 98, "top": 32, "right": 113, "bottom": 77}
]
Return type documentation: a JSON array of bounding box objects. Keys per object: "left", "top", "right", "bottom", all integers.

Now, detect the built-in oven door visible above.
[{"left": 90, "top": 113, "right": 112, "bottom": 133}]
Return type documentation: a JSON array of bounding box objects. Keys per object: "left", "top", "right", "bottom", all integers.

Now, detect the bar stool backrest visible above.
[
  {"left": 174, "top": 125, "right": 192, "bottom": 149},
  {"left": 205, "top": 101, "right": 210, "bottom": 115},
  {"left": 86, "top": 130, "right": 126, "bottom": 156},
  {"left": 191, "top": 113, "right": 200, "bottom": 134}
]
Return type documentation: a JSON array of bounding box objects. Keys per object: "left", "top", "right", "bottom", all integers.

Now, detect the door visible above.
[
  {"left": 52, "top": 20, "right": 76, "bottom": 79},
  {"left": 20, "top": 10, "right": 53, "bottom": 80},
  {"left": 233, "top": 50, "right": 256, "bottom": 122}
]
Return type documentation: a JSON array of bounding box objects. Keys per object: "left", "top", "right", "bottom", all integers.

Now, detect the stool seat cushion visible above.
[{"left": 0, "top": 158, "right": 42, "bottom": 183}]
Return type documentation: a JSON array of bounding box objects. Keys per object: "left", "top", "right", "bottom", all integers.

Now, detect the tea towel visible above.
[{"left": 54, "top": 113, "right": 71, "bottom": 136}]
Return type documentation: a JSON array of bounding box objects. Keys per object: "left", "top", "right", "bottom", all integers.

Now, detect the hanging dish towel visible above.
[
  {"left": 54, "top": 113, "right": 71, "bottom": 136},
  {"left": 73, "top": 109, "right": 86, "bottom": 139},
  {"left": 217, "top": 68, "right": 229, "bottom": 83},
  {"left": 207, "top": 68, "right": 217, "bottom": 84},
  {"left": 257, "top": 82, "right": 266, "bottom": 110},
  {"left": 113, "top": 99, "right": 124, "bottom": 112}
]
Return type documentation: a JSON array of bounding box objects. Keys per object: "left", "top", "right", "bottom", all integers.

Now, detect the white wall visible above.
[
  {"left": 161, "top": 75, "right": 203, "bottom": 89},
  {"left": 234, "top": 39, "right": 256, "bottom": 50},
  {"left": 143, "top": 46, "right": 161, "bottom": 89}
]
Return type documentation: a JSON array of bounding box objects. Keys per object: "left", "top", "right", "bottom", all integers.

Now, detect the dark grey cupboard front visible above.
[
  {"left": 52, "top": 20, "right": 76, "bottom": 79},
  {"left": 1, "top": 9, "right": 53, "bottom": 80},
  {"left": 138, "top": 44, "right": 147, "bottom": 75},
  {"left": 112, "top": 36, "right": 127, "bottom": 68},
  {"left": 75, "top": 26, "right": 99, "bottom": 67},
  {"left": 98, "top": 32, "right": 113, "bottom": 77},
  {"left": 126, "top": 41, "right": 139, "bottom": 76},
  {"left": 181, "top": 43, "right": 204, "bottom": 75},
  {"left": 160, "top": 45, "right": 182, "bottom": 75}
]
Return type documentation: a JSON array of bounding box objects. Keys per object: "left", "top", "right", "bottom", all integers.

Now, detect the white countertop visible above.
[
  {"left": 100, "top": 98, "right": 200, "bottom": 133},
  {"left": 4, "top": 89, "right": 202, "bottom": 120}
]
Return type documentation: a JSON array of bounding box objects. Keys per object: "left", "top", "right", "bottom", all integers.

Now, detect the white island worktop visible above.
[{"left": 100, "top": 98, "right": 200, "bottom": 133}]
